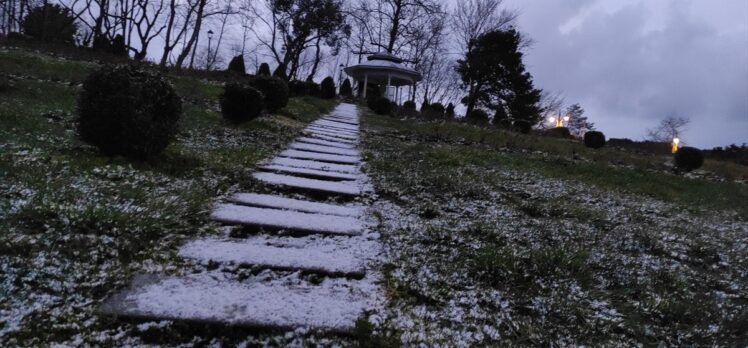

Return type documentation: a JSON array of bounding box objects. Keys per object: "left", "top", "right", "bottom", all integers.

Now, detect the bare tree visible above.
[{"left": 646, "top": 114, "right": 691, "bottom": 142}]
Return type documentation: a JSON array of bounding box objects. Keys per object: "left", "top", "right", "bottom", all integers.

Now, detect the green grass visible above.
[
  {"left": 361, "top": 109, "right": 748, "bottom": 346},
  {"left": 0, "top": 47, "right": 337, "bottom": 346}
]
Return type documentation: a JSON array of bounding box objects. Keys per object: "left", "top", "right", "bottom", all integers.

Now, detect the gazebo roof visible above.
[{"left": 344, "top": 53, "right": 422, "bottom": 86}]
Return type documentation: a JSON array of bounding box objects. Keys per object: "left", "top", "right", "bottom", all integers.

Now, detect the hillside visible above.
[{"left": 1, "top": 48, "right": 747, "bottom": 346}]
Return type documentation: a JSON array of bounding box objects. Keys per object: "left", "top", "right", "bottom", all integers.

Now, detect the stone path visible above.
[{"left": 100, "top": 103, "right": 380, "bottom": 333}]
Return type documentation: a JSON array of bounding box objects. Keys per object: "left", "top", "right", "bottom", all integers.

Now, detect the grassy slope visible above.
[
  {"left": 361, "top": 111, "right": 748, "bottom": 346},
  {"left": 0, "top": 47, "right": 337, "bottom": 345}
]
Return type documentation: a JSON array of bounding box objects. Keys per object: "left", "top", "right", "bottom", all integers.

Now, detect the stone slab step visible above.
[
  {"left": 319, "top": 118, "right": 358, "bottom": 126},
  {"left": 314, "top": 120, "right": 358, "bottom": 131},
  {"left": 228, "top": 193, "right": 363, "bottom": 217},
  {"left": 289, "top": 142, "right": 359, "bottom": 156},
  {"left": 278, "top": 149, "right": 360, "bottom": 165},
  {"left": 303, "top": 129, "right": 358, "bottom": 141},
  {"left": 179, "top": 238, "right": 366, "bottom": 276},
  {"left": 296, "top": 136, "right": 356, "bottom": 149},
  {"left": 253, "top": 172, "right": 365, "bottom": 196},
  {"left": 303, "top": 133, "right": 358, "bottom": 145},
  {"left": 259, "top": 164, "right": 359, "bottom": 181},
  {"left": 99, "top": 273, "right": 370, "bottom": 333},
  {"left": 308, "top": 124, "right": 358, "bottom": 134},
  {"left": 211, "top": 203, "right": 363, "bottom": 235},
  {"left": 269, "top": 157, "right": 359, "bottom": 173}
]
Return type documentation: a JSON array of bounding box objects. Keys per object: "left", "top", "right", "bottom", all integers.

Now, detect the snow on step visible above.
[
  {"left": 307, "top": 126, "right": 358, "bottom": 136},
  {"left": 305, "top": 133, "right": 357, "bottom": 145},
  {"left": 296, "top": 136, "right": 356, "bottom": 149},
  {"left": 279, "top": 149, "right": 360, "bottom": 164},
  {"left": 259, "top": 164, "right": 359, "bottom": 181},
  {"left": 253, "top": 172, "right": 365, "bottom": 196},
  {"left": 100, "top": 273, "right": 372, "bottom": 333},
  {"left": 290, "top": 142, "right": 359, "bottom": 156},
  {"left": 304, "top": 129, "right": 358, "bottom": 141},
  {"left": 308, "top": 122, "right": 358, "bottom": 132},
  {"left": 270, "top": 157, "right": 359, "bottom": 173},
  {"left": 180, "top": 238, "right": 365, "bottom": 276},
  {"left": 314, "top": 120, "right": 358, "bottom": 131},
  {"left": 320, "top": 118, "right": 358, "bottom": 126},
  {"left": 229, "top": 193, "right": 363, "bottom": 217},
  {"left": 211, "top": 203, "right": 363, "bottom": 235}
]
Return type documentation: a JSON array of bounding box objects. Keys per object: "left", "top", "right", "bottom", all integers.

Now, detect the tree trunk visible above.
[
  {"left": 175, "top": 0, "right": 206, "bottom": 70},
  {"left": 307, "top": 36, "right": 323, "bottom": 81},
  {"left": 386, "top": 0, "right": 402, "bottom": 53}
]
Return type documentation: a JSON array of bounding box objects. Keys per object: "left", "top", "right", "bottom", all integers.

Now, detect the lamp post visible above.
[
  {"left": 548, "top": 111, "right": 570, "bottom": 128},
  {"left": 672, "top": 137, "right": 680, "bottom": 154},
  {"left": 207, "top": 30, "right": 214, "bottom": 69}
]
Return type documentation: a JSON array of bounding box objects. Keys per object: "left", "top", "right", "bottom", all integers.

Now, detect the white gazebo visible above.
[{"left": 343, "top": 53, "right": 422, "bottom": 104}]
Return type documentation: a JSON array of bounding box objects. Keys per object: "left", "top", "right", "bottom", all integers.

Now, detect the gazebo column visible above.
[
  {"left": 387, "top": 74, "right": 392, "bottom": 101},
  {"left": 412, "top": 80, "right": 417, "bottom": 102},
  {"left": 364, "top": 74, "right": 369, "bottom": 98},
  {"left": 396, "top": 86, "right": 400, "bottom": 105}
]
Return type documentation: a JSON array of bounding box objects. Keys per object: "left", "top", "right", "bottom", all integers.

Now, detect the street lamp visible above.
[
  {"left": 672, "top": 137, "right": 680, "bottom": 154},
  {"left": 548, "top": 111, "right": 570, "bottom": 128},
  {"left": 207, "top": 30, "right": 214, "bottom": 69}
]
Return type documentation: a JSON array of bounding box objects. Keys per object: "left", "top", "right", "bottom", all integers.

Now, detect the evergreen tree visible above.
[
  {"left": 228, "top": 55, "right": 246, "bottom": 75},
  {"left": 457, "top": 29, "right": 542, "bottom": 133},
  {"left": 564, "top": 103, "right": 595, "bottom": 136},
  {"left": 273, "top": 63, "right": 288, "bottom": 80},
  {"left": 320, "top": 76, "right": 336, "bottom": 99},
  {"left": 257, "top": 63, "right": 271, "bottom": 76},
  {"left": 22, "top": 4, "right": 77, "bottom": 44},
  {"left": 340, "top": 79, "right": 352, "bottom": 97},
  {"left": 446, "top": 103, "right": 455, "bottom": 118}
]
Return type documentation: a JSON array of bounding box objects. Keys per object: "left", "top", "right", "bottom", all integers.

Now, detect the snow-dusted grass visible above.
[
  {"left": 360, "top": 110, "right": 748, "bottom": 346},
  {"left": 0, "top": 47, "right": 338, "bottom": 345}
]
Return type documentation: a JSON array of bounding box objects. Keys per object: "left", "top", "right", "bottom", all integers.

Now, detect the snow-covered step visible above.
[
  {"left": 99, "top": 273, "right": 371, "bottom": 333},
  {"left": 228, "top": 193, "right": 363, "bottom": 217},
  {"left": 253, "top": 172, "right": 366, "bottom": 196},
  {"left": 296, "top": 136, "right": 356, "bottom": 149},
  {"left": 289, "top": 142, "right": 359, "bottom": 156},
  {"left": 180, "top": 238, "right": 366, "bottom": 276},
  {"left": 314, "top": 120, "right": 358, "bottom": 131},
  {"left": 304, "top": 133, "right": 357, "bottom": 145},
  {"left": 259, "top": 164, "right": 359, "bottom": 181},
  {"left": 309, "top": 122, "right": 358, "bottom": 131},
  {"left": 269, "top": 157, "right": 359, "bottom": 173},
  {"left": 212, "top": 203, "right": 363, "bottom": 235},
  {"left": 303, "top": 130, "right": 358, "bottom": 142},
  {"left": 278, "top": 149, "right": 360, "bottom": 165},
  {"left": 319, "top": 118, "right": 358, "bottom": 126},
  {"left": 306, "top": 126, "right": 358, "bottom": 136}
]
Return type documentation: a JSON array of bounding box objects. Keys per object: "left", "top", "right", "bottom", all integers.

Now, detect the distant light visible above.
[
  {"left": 673, "top": 137, "right": 680, "bottom": 145},
  {"left": 672, "top": 137, "right": 680, "bottom": 154},
  {"left": 563, "top": 116, "right": 570, "bottom": 122},
  {"left": 548, "top": 116, "right": 556, "bottom": 123}
]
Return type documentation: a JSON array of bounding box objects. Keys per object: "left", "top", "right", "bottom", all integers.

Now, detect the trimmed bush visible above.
[
  {"left": 0, "top": 74, "right": 13, "bottom": 92},
  {"left": 77, "top": 65, "right": 181, "bottom": 159},
  {"left": 543, "top": 127, "right": 572, "bottom": 138},
  {"left": 22, "top": 4, "right": 77, "bottom": 44},
  {"left": 248, "top": 75, "right": 289, "bottom": 112},
  {"left": 421, "top": 100, "right": 430, "bottom": 114},
  {"left": 403, "top": 100, "right": 416, "bottom": 110},
  {"left": 273, "top": 64, "right": 288, "bottom": 80},
  {"left": 429, "top": 103, "right": 445, "bottom": 118},
  {"left": 370, "top": 97, "right": 392, "bottom": 115},
  {"left": 320, "top": 76, "right": 336, "bottom": 99},
  {"left": 674, "top": 146, "right": 704, "bottom": 171},
  {"left": 446, "top": 103, "right": 455, "bottom": 118},
  {"left": 289, "top": 80, "right": 307, "bottom": 97},
  {"left": 305, "top": 80, "right": 320, "bottom": 97},
  {"left": 257, "top": 63, "right": 271, "bottom": 76},
  {"left": 340, "top": 79, "right": 352, "bottom": 97},
  {"left": 583, "top": 131, "right": 606, "bottom": 149},
  {"left": 466, "top": 109, "right": 489, "bottom": 125},
  {"left": 227, "top": 55, "right": 246, "bottom": 75},
  {"left": 220, "top": 83, "right": 264, "bottom": 123}
]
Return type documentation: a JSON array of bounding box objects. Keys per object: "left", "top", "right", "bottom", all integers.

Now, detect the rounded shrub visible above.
[
  {"left": 227, "top": 55, "right": 246, "bottom": 75},
  {"left": 429, "top": 103, "right": 445, "bottom": 118},
  {"left": 370, "top": 97, "right": 392, "bottom": 115},
  {"left": 289, "top": 80, "right": 307, "bottom": 97},
  {"left": 543, "top": 127, "right": 571, "bottom": 138},
  {"left": 305, "top": 80, "right": 320, "bottom": 97},
  {"left": 466, "top": 109, "right": 489, "bottom": 125},
  {"left": 273, "top": 64, "right": 288, "bottom": 80},
  {"left": 583, "top": 131, "right": 606, "bottom": 149},
  {"left": 403, "top": 100, "right": 416, "bottom": 110},
  {"left": 340, "top": 79, "right": 352, "bottom": 97},
  {"left": 446, "top": 103, "right": 455, "bottom": 118},
  {"left": 320, "top": 76, "right": 336, "bottom": 99},
  {"left": 77, "top": 65, "right": 181, "bottom": 159},
  {"left": 220, "top": 83, "right": 264, "bottom": 123},
  {"left": 674, "top": 146, "right": 704, "bottom": 171},
  {"left": 248, "top": 75, "right": 289, "bottom": 112},
  {"left": 257, "top": 63, "right": 271, "bottom": 76}
]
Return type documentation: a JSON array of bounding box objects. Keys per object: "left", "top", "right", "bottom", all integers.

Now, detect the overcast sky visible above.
[{"left": 495, "top": 0, "right": 748, "bottom": 148}]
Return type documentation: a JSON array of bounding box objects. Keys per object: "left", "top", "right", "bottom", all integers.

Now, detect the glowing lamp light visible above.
[
  {"left": 548, "top": 116, "right": 556, "bottom": 123},
  {"left": 563, "top": 116, "right": 570, "bottom": 122},
  {"left": 672, "top": 137, "right": 680, "bottom": 154}
]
